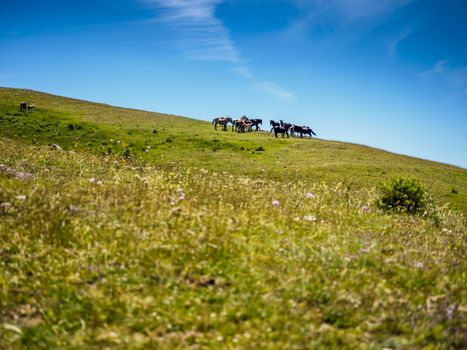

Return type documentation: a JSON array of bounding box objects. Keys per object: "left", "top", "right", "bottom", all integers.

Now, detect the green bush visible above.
[{"left": 377, "top": 177, "right": 429, "bottom": 214}]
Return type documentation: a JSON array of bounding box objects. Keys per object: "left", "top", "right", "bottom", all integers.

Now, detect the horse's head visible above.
[
  {"left": 257, "top": 119, "right": 262, "bottom": 125},
  {"left": 270, "top": 120, "right": 275, "bottom": 126}
]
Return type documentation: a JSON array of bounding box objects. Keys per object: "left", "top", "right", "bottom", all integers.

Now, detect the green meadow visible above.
[{"left": 0, "top": 88, "right": 466, "bottom": 349}]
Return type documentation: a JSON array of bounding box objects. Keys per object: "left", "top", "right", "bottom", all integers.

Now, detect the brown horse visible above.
[
  {"left": 213, "top": 117, "right": 232, "bottom": 131},
  {"left": 234, "top": 119, "right": 253, "bottom": 133}
]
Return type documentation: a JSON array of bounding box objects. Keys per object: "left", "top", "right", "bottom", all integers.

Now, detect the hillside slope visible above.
[
  {"left": 0, "top": 87, "right": 466, "bottom": 349},
  {"left": 1, "top": 87, "right": 465, "bottom": 213}
]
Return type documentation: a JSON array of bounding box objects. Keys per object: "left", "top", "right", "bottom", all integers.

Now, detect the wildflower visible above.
[
  {"left": 15, "top": 171, "right": 33, "bottom": 180},
  {"left": 0, "top": 202, "right": 12, "bottom": 212},
  {"left": 446, "top": 304, "right": 456, "bottom": 320},
  {"left": 306, "top": 192, "right": 315, "bottom": 199},
  {"left": 361, "top": 206, "right": 371, "bottom": 213},
  {"left": 15, "top": 195, "right": 26, "bottom": 201},
  {"left": 413, "top": 261, "right": 424, "bottom": 269},
  {"left": 303, "top": 215, "right": 316, "bottom": 222},
  {"left": 68, "top": 204, "right": 80, "bottom": 213},
  {"left": 177, "top": 188, "right": 185, "bottom": 200},
  {"left": 88, "top": 177, "right": 96, "bottom": 183},
  {"left": 272, "top": 200, "right": 280, "bottom": 207}
]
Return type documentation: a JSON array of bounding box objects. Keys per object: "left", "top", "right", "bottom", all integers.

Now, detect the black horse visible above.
[
  {"left": 250, "top": 119, "right": 262, "bottom": 131},
  {"left": 270, "top": 120, "right": 280, "bottom": 132},
  {"left": 289, "top": 125, "right": 316, "bottom": 138},
  {"left": 271, "top": 126, "right": 289, "bottom": 138},
  {"left": 280, "top": 120, "right": 293, "bottom": 130}
]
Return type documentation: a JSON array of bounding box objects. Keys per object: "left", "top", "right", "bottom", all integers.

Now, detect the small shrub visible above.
[
  {"left": 67, "top": 123, "right": 74, "bottom": 130},
  {"left": 377, "top": 177, "right": 429, "bottom": 214},
  {"left": 256, "top": 146, "right": 265, "bottom": 152},
  {"left": 166, "top": 137, "right": 173, "bottom": 143}
]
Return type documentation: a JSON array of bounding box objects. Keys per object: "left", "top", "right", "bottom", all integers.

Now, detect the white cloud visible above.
[
  {"left": 292, "top": 0, "right": 412, "bottom": 21},
  {"left": 420, "top": 60, "right": 467, "bottom": 93},
  {"left": 142, "top": 0, "right": 295, "bottom": 101},
  {"left": 143, "top": 0, "right": 238, "bottom": 62},
  {"left": 232, "top": 66, "right": 295, "bottom": 101},
  {"left": 388, "top": 27, "right": 412, "bottom": 57},
  {"left": 285, "top": 0, "right": 414, "bottom": 43},
  {"left": 254, "top": 81, "right": 296, "bottom": 101},
  {"left": 325, "top": 0, "right": 412, "bottom": 21}
]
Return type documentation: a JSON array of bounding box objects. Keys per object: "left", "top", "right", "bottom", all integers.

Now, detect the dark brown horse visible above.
[{"left": 19, "top": 102, "right": 27, "bottom": 112}]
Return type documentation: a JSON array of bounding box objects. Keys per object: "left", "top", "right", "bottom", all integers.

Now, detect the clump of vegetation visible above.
[
  {"left": 255, "top": 146, "right": 265, "bottom": 152},
  {"left": 377, "top": 177, "right": 430, "bottom": 214}
]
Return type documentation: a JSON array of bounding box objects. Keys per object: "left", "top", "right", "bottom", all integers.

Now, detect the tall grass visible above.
[{"left": 1, "top": 138, "right": 465, "bottom": 349}]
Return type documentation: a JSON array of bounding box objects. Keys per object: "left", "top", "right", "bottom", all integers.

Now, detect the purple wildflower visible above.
[
  {"left": 306, "top": 192, "right": 315, "bottom": 199},
  {"left": 272, "top": 200, "right": 280, "bottom": 207},
  {"left": 177, "top": 188, "right": 186, "bottom": 200}
]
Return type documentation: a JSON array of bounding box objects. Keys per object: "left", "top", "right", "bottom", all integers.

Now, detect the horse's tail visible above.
[{"left": 311, "top": 129, "right": 317, "bottom": 136}]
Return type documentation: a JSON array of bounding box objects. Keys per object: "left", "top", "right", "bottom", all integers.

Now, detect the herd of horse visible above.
[
  {"left": 213, "top": 115, "right": 317, "bottom": 138},
  {"left": 18, "top": 102, "right": 315, "bottom": 139}
]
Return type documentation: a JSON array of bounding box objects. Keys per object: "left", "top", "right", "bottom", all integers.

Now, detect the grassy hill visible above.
[
  {"left": 0, "top": 88, "right": 465, "bottom": 213},
  {"left": 0, "top": 87, "right": 466, "bottom": 349}
]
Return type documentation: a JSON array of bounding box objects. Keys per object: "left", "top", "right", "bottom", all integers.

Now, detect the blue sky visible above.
[{"left": 1, "top": 0, "right": 466, "bottom": 167}]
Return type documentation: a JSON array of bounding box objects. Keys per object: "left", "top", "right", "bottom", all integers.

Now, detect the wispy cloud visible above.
[
  {"left": 141, "top": 0, "right": 295, "bottom": 101},
  {"left": 142, "top": 0, "right": 238, "bottom": 62},
  {"left": 232, "top": 66, "right": 295, "bottom": 101},
  {"left": 322, "top": 0, "right": 412, "bottom": 21},
  {"left": 285, "top": 0, "right": 414, "bottom": 42},
  {"left": 292, "top": 0, "right": 412, "bottom": 22},
  {"left": 388, "top": 27, "right": 412, "bottom": 57},
  {"left": 420, "top": 60, "right": 467, "bottom": 94}
]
